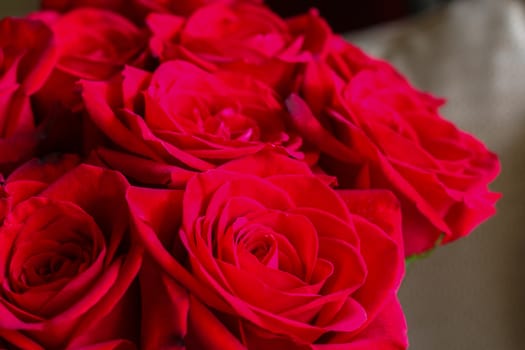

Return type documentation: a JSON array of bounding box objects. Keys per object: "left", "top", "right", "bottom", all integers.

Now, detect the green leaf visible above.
[{"left": 405, "top": 234, "right": 444, "bottom": 268}]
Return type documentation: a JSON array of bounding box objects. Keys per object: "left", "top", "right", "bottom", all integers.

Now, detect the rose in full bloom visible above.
[
  {"left": 0, "top": 17, "right": 56, "bottom": 175},
  {"left": 288, "top": 37, "right": 501, "bottom": 256},
  {"left": 131, "top": 151, "right": 407, "bottom": 349},
  {"left": 0, "top": 156, "right": 143, "bottom": 349},
  {"left": 82, "top": 60, "right": 304, "bottom": 188},
  {"left": 147, "top": 2, "right": 331, "bottom": 95}
]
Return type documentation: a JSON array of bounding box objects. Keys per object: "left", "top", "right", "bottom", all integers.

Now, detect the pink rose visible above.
[
  {"left": 131, "top": 151, "right": 407, "bottom": 348},
  {"left": 288, "top": 37, "right": 500, "bottom": 256}
]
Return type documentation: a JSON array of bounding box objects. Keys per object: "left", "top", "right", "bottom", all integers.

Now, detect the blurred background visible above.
[{"left": 1, "top": 0, "right": 523, "bottom": 349}]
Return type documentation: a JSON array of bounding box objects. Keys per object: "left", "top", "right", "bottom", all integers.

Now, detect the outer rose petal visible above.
[
  {"left": 314, "top": 297, "right": 407, "bottom": 350},
  {"left": 337, "top": 190, "right": 404, "bottom": 323},
  {"left": 0, "top": 17, "right": 57, "bottom": 174},
  {"left": 186, "top": 297, "right": 246, "bottom": 350},
  {"left": 48, "top": 8, "right": 146, "bottom": 80},
  {"left": 140, "top": 258, "right": 188, "bottom": 350},
  {"left": 27, "top": 8, "right": 148, "bottom": 157},
  {"left": 65, "top": 279, "right": 142, "bottom": 349},
  {"left": 127, "top": 186, "right": 194, "bottom": 349},
  {"left": 3, "top": 154, "right": 80, "bottom": 209},
  {"left": 89, "top": 148, "right": 195, "bottom": 188},
  {"left": 29, "top": 7, "right": 147, "bottom": 118},
  {"left": 0, "top": 17, "right": 57, "bottom": 94}
]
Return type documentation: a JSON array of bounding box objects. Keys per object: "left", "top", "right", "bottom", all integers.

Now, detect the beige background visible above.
[{"left": 1, "top": 0, "right": 523, "bottom": 349}]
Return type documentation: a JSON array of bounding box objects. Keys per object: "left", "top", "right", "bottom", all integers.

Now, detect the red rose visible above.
[
  {"left": 30, "top": 8, "right": 147, "bottom": 112},
  {"left": 23, "top": 8, "right": 148, "bottom": 157},
  {"left": 131, "top": 151, "right": 407, "bottom": 348},
  {"left": 147, "top": 3, "right": 331, "bottom": 94},
  {"left": 288, "top": 37, "right": 501, "bottom": 256},
  {"left": 0, "top": 156, "right": 142, "bottom": 349},
  {"left": 82, "top": 60, "right": 304, "bottom": 188},
  {"left": 0, "top": 18, "right": 56, "bottom": 175}
]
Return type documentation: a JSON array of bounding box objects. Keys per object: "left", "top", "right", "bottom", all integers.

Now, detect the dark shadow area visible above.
[{"left": 266, "top": 0, "right": 454, "bottom": 32}]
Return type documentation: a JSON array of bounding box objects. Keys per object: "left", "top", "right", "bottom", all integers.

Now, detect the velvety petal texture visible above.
[
  {"left": 0, "top": 17, "right": 56, "bottom": 175},
  {"left": 147, "top": 2, "right": 331, "bottom": 95},
  {"left": 0, "top": 156, "right": 142, "bottom": 348},
  {"left": 292, "top": 37, "right": 501, "bottom": 256},
  {"left": 38, "top": 8, "right": 146, "bottom": 82},
  {"left": 26, "top": 8, "right": 148, "bottom": 157},
  {"left": 131, "top": 151, "right": 407, "bottom": 348},
  {"left": 82, "top": 61, "right": 303, "bottom": 188}
]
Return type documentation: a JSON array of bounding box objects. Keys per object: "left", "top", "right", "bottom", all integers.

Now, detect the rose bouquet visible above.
[{"left": 0, "top": 0, "right": 500, "bottom": 349}]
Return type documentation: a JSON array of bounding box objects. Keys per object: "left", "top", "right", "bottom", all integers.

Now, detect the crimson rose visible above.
[
  {"left": 131, "top": 151, "right": 407, "bottom": 349},
  {"left": 83, "top": 60, "right": 303, "bottom": 188},
  {"left": 289, "top": 37, "right": 501, "bottom": 256},
  {"left": 147, "top": 2, "right": 331, "bottom": 95},
  {"left": 24, "top": 8, "right": 148, "bottom": 156},
  {"left": 0, "top": 156, "right": 142, "bottom": 349},
  {"left": 31, "top": 8, "right": 147, "bottom": 112}
]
